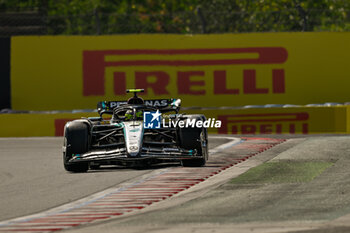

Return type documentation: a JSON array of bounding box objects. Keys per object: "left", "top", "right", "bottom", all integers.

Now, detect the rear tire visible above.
[
  {"left": 178, "top": 115, "right": 208, "bottom": 167},
  {"left": 63, "top": 121, "right": 89, "bottom": 173}
]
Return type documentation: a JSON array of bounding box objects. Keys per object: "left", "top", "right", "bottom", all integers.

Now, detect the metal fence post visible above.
[
  {"left": 94, "top": 8, "right": 101, "bottom": 35},
  {"left": 196, "top": 6, "right": 207, "bottom": 33},
  {"left": 296, "top": 4, "right": 308, "bottom": 31}
]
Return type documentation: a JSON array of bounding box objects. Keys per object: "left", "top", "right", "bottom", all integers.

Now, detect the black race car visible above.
[{"left": 63, "top": 89, "right": 208, "bottom": 172}]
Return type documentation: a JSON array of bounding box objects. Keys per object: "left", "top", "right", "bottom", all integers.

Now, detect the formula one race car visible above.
[{"left": 63, "top": 89, "right": 208, "bottom": 172}]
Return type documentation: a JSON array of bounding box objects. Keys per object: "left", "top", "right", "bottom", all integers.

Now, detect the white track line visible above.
[
  {"left": 0, "top": 136, "right": 240, "bottom": 227},
  {"left": 209, "top": 136, "right": 241, "bottom": 154}
]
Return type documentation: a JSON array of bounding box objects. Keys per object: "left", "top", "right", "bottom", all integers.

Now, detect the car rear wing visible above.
[{"left": 97, "top": 99, "right": 181, "bottom": 116}]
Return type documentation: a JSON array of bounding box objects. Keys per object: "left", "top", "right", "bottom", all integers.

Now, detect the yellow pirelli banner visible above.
[
  {"left": 0, "top": 106, "right": 349, "bottom": 137},
  {"left": 0, "top": 112, "right": 98, "bottom": 137},
  {"left": 186, "top": 106, "right": 349, "bottom": 134},
  {"left": 11, "top": 32, "right": 350, "bottom": 111}
]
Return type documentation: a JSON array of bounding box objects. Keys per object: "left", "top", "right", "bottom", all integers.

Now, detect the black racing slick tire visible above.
[
  {"left": 179, "top": 115, "right": 209, "bottom": 167},
  {"left": 63, "top": 121, "right": 89, "bottom": 173}
]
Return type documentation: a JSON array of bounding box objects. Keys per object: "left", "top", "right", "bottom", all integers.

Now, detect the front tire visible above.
[
  {"left": 63, "top": 121, "right": 89, "bottom": 173},
  {"left": 178, "top": 115, "right": 208, "bottom": 167}
]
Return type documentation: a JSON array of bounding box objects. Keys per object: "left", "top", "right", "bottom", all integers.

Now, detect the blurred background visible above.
[
  {"left": 1, "top": 0, "right": 350, "bottom": 136},
  {"left": 0, "top": 0, "right": 349, "bottom": 37}
]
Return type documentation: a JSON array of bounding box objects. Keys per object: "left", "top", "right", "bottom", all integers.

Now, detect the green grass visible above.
[{"left": 231, "top": 161, "right": 333, "bottom": 184}]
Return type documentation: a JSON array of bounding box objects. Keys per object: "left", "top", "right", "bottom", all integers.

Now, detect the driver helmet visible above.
[
  {"left": 125, "top": 110, "right": 133, "bottom": 121},
  {"left": 136, "top": 110, "right": 143, "bottom": 120}
]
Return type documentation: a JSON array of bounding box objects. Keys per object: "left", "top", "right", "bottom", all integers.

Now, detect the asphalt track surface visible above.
[
  {"left": 2, "top": 135, "right": 350, "bottom": 233},
  {"left": 0, "top": 136, "right": 229, "bottom": 222}
]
